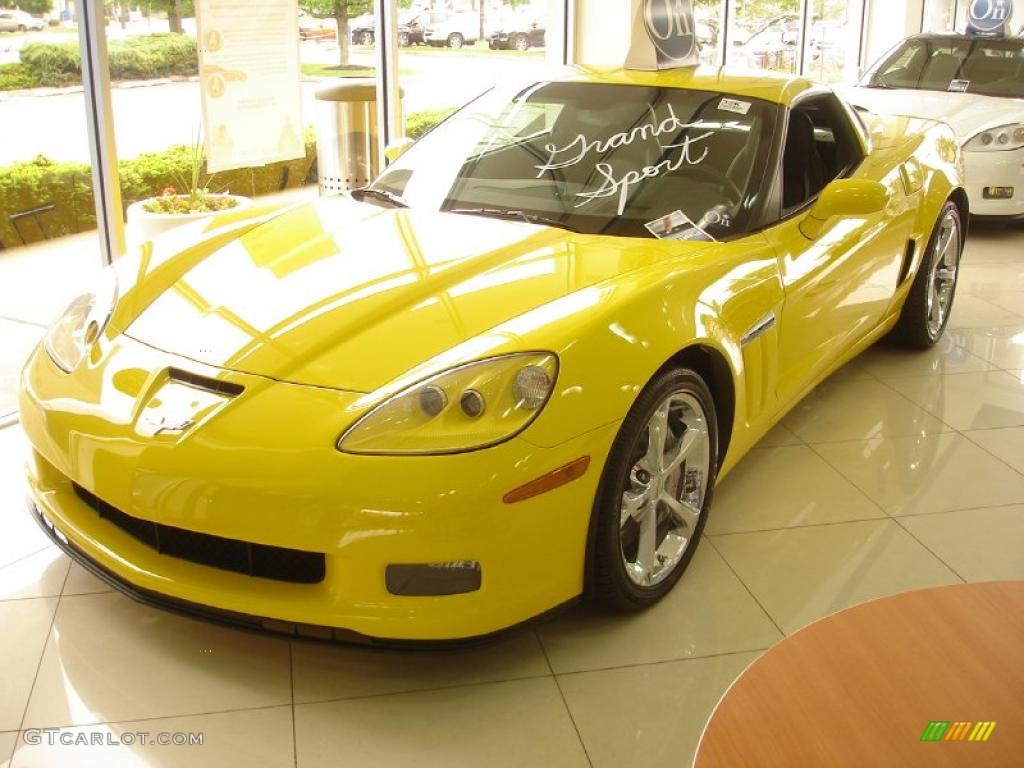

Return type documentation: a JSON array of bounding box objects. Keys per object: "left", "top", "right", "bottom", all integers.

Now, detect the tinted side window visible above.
[{"left": 781, "top": 94, "right": 863, "bottom": 215}]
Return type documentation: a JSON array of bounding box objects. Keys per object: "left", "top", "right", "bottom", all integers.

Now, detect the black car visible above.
[
  {"left": 488, "top": 16, "right": 544, "bottom": 51},
  {"left": 350, "top": 13, "right": 426, "bottom": 47}
]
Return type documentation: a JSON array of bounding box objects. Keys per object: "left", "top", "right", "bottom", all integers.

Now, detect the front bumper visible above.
[
  {"left": 964, "top": 147, "right": 1024, "bottom": 219},
  {"left": 19, "top": 334, "right": 616, "bottom": 641}
]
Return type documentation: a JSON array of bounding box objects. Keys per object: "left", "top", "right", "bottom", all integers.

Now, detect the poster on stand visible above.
[{"left": 196, "top": 0, "right": 304, "bottom": 173}]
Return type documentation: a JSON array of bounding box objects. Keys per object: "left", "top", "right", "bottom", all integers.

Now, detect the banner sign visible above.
[
  {"left": 196, "top": 0, "right": 305, "bottom": 173},
  {"left": 966, "top": 0, "right": 1013, "bottom": 38},
  {"left": 625, "top": 0, "right": 701, "bottom": 71}
]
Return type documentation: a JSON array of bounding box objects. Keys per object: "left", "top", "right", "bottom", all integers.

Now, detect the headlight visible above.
[
  {"left": 964, "top": 124, "right": 1024, "bottom": 152},
  {"left": 44, "top": 268, "right": 118, "bottom": 373},
  {"left": 338, "top": 352, "right": 558, "bottom": 455}
]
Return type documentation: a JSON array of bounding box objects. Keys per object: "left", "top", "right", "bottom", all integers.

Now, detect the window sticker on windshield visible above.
[
  {"left": 718, "top": 98, "right": 751, "bottom": 115},
  {"left": 948, "top": 79, "right": 969, "bottom": 93},
  {"left": 645, "top": 210, "right": 716, "bottom": 242}
]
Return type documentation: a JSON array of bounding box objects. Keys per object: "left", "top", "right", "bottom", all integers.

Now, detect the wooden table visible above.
[{"left": 694, "top": 581, "right": 1024, "bottom": 767}]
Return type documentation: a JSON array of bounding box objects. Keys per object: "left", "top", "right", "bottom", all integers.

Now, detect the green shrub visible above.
[
  {"left": 18, "top": 40, "right": 80, "bottom": 86},
  {"left": 406, "top": 107, "right": 454, "bottom": 138},
  {"left": 17, "top": 34, "right": 198, "bottom": 88},
  {"left": 0, "top": 132, "right": 317, "bottom": 248},
  {"left": 0, "top": 109, "right": 450, "bottom": 248},
  {"left": 0, "top": 62, "right": 41, "bottom": 91}
]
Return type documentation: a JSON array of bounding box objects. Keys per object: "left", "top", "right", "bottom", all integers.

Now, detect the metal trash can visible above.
[{"left": 314, "top": 79, "right": 403, "bottom": 196}]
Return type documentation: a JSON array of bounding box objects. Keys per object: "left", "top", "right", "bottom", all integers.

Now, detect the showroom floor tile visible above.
[
  {"left": 21, "top": 592, "right": 293, "bottom": 729},
  {"left": 884, "top": 369, "right": 1024, "bottom": 431},
  {"left": 535, "top": 545, "right": 782, "bottom": 674},
  {"left": 557, "top": 651, "right": 759, "bottom": 768},
  {"left": 706, "top": 444, "right": 884, "bottom": 534},
  {"left": 781, "top": 375, "right": 951, "bottom": 443},
  {"left": 1, "top": 227, "right": 1023, "bottom": 766},
  {"left": 965, "top": 425, "right": 1024, "bottom": 475},
  {"left": 813, "top": 433, "right": 1024, "bottom": 516},
  {"left": 898, "top": 504, "right": 1024, "bottom": 583},
  {"left": 709, "top": 519, "right": 962, "bottom": 634},
  {"left": 294, "top": 678, "right": 589, "bottom": 768}
]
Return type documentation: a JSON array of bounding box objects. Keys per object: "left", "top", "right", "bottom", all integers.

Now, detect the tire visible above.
[
  {"left": 589, "top": 367, "right": 718, "bottom": 611},
  {"left": 398, "top": 31, "right": 410, "bottom": 47},
  {"left": 447, "top": 32, "right": 464, "bottom": 48},
  {"left": 512, "top": 33, "right": 529, "bottom": 51},
  {"left": 890, "top": 200, "right": 963, "bottom": 349},
  {"left": 359, "top": 31, "right": 374, "bottom": 46},
  {"left": 18, "top": 24, "right": 26, "bottom": 32}
]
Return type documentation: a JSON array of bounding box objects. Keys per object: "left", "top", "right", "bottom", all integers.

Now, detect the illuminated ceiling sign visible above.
[
  {"left": 966, "top": 0, "right": 1013, "bottom": 38},
  {"left": 625, "top": 0, "right": 701, "bottom": 71}
]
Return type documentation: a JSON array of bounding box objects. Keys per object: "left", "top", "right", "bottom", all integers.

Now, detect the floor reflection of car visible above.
[
  {"left": 488, "top": 13, "right": 545, "bottom": 51},
  {"left": 845, "top": 33, "right": 1024, "bottom": 220},
  {"left": 0, "top": 9, "right": 46, "bottom": 32},
  {"left": 298, "top": 9, "right": 336, "bottom": 41}
]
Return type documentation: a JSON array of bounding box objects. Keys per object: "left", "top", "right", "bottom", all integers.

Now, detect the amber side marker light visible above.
[{"left": 503, "top": 456, "right": 591, "bottom": 504}]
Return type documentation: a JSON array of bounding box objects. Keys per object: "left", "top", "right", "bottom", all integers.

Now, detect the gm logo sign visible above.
[
  {"left": 643, "top": 0, "right": 697, "bottom": 63},
  {"left": 967, "top": 0, "right": 1012, "bottom": 35}
]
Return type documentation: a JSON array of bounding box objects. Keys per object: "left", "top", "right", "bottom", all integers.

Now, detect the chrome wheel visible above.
[
  {"left": 620, "top": 391, "right": 710, "bottom": 587},
  {"left": 926, "top": 210, "right": 960, "bottom": 338}
]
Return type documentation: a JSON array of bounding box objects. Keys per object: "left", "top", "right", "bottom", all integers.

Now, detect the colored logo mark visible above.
[{"left": 921, "top": 721, "right": 997, "bottom": 742}]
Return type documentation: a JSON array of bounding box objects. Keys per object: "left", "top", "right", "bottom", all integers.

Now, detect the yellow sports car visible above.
[{"left": 20, "top": 67, "right": 965, "bottom": 643}]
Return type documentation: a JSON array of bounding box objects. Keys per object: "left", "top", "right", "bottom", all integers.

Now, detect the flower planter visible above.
[{"left": 126, "top": 194, "right": 252, "bottom": 247}]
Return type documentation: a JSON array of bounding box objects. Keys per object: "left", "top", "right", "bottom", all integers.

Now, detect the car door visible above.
[{"left": 765, "top": 92, "right": 914, "bottom": 406}]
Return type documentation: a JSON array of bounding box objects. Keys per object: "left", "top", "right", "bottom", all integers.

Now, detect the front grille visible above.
[{"left": 72, "top": 483, "right": 325, "bottom": 584}]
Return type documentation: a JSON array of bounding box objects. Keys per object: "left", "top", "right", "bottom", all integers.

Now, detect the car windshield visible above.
[
  {"left": 367, "top": 81, "right": 778, "bottom": 239},
  {"left": 865, "top": 36, "right": 1024, "bottom": 98}
]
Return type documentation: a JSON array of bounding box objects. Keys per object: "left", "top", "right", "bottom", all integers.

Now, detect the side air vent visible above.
[{"left": 897, "top": 240, "right": 916, "bottom": 286}]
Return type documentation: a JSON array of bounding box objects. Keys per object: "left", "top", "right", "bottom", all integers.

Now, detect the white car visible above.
[
  {"left": 0, "top": 9, "right": 45, "bottom": 32},
  {"left": 845, "top": 33, "right": 1024, "bottom": 221},
  {"left": 423, "top": 10, "right": 479, "bottom": 48}
]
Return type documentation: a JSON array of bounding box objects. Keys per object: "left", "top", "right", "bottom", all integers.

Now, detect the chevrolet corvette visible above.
[
  {"left": 845, "top": 32, "right": 1024, "bottom": 220},
  {"left": 21, "top": 67, "right": 966, "bottom": 643}
]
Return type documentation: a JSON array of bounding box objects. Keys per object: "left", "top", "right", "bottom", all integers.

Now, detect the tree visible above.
[
  {"left": 0, "top": 0, "right": 52, "bottom": 13},
  {"left": 301, "top": 0, "right": 371, "bottom": 67},
  {"left": 135, "top": 0, "right": 194, "bottom": 34}
]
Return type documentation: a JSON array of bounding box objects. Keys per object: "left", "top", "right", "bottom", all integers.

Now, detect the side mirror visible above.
[
  {"left": 384, "top": 137, "right": 415, "bottom": 164},
  {"left": 799, "top": 179, "right": 887, "bottom": 239}
]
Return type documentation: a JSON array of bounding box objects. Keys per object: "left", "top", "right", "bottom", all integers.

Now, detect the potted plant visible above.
[{"left": 126, "top": 137, "right": 252, "bottom": 245}]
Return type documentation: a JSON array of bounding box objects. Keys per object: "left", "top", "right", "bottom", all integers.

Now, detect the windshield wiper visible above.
[
  {"left": 350, "top": 187, "right": 408, "bottom": 208},
  {"left": 448, "top": 207, "right": 580, "bottom": 232}
]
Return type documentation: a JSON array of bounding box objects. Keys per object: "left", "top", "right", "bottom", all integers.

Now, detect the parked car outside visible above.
[
  {"left": 423, "top": 10, "right": 479, "bottom": 49},
  {"left": 0, "top": 10, "right": 46, "bottom": 32},
  {"left": 350, "top": 11, "right": 426, "bottom": 47},
  {"left": 298, "top": 9, "right": 336, "bottom": 41},
  {"left": 488, "top": 12, "right": 545, "bottom": 51}
]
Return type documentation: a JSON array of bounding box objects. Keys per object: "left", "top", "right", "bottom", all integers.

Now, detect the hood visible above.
[
  {"left": 121, "top": 199, "right": 695, "bottom": 392},
  {"left": 841, "top": 86, "right": 1024, "bottom": 144}
]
